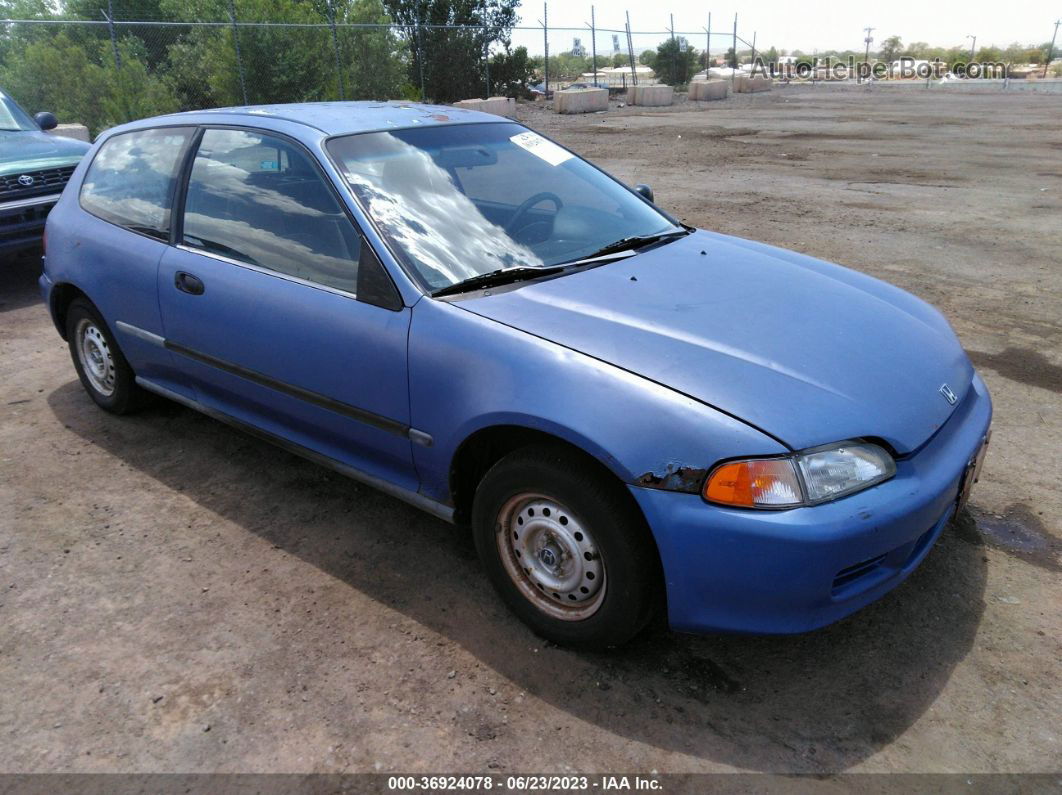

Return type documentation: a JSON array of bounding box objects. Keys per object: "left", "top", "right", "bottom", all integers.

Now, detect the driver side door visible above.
[{"left": 157, "top": 126, "right": 417, "bottom": 491}]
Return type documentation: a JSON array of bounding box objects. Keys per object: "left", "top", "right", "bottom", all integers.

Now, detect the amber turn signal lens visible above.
[{"left": 704, "top": 458, "right": 803, "bottom": 508}]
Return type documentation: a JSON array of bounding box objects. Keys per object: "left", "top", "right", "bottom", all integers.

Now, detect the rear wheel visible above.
[
  {"left": 472, "top": 445, "right": 661, "bottom": 649},
  {"left": 66, "top": 298, "right": 148, "bottom": 414}
]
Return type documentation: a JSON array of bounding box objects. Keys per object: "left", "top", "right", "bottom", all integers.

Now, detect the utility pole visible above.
[
  {"left": 862, "top": 26, "right": 874, "bottom": 83},
  {"left": 966, "top": 34, "right": 977, "bottom": 63},
  {"left": 1044, "top": 20, "right": 1059, "bottom": 77}
]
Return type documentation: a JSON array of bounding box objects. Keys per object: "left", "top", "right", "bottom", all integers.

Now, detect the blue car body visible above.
[{"left": 40, "top": 102, "right": 991, "bottom": 635}]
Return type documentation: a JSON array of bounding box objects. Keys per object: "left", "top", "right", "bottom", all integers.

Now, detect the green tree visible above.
[
  {"left": 333, "top": 0, "right": 408, "bottom": 100},
  {"left": 905, "top": 41, "right": 930, "bottom": 59},
  {"left": 61, "top": 0, "right": 181, "bottom": 68},
  {"left": 383, "top": 0, "right": 519, "bottom": 102},
  {"left": 161, "top": 0, "right": 336, "bottom": 107},
  {"left": 0, "top": 32, "right": 177, "bottom": 134},
  {"left": 549, "top": 51, "right": 589, "bottom": 80},
  {"left": 611, "top": 52, "right": 627, "bottom": 68},
  {"left": 975, "top": 45, "right": 1003, "bottom": 63},
  {"left": 879, "top": 35, "right": 903, "bottom": 63},
  {"left": 653, "top": 37, "right": 698, "bottom": 86},
  {"left": 100, "top": 39, "right": 181, "bottom": 124},
  {"left": 489, "top": 45, "right": 534, "bottom": 97}
]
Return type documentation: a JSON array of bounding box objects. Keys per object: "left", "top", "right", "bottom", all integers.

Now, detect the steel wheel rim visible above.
[
  {"left": 75, "top": 318, "right": 116, "bottom": 397},
  {"left": 496, "top": 493, "right": 606, "bottom": 621}
]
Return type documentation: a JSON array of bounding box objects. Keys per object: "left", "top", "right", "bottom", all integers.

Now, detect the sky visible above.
[{"left": 508, "top": 0, "right": 1059, "bottom": 56}]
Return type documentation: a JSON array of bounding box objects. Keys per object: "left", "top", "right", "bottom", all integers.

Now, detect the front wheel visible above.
[{"left": 472, "top": 446, "right": 661, "bottom": 649}]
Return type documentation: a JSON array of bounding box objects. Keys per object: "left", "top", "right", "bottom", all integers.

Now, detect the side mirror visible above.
[
  {"left": 634, "top": 183, "right": 654, "bottom": 203},
  {"left": 34, "top": 111, "right": 58, "bottom": 131}
]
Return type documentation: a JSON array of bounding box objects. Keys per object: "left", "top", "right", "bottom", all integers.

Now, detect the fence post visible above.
[
  {"left": 590, "top": 6, "right": 597, "bottom": 87},
  {"left": 625, "top": 12, "right": 636, "bottom": 86},
  {"left": 326, "top": 0, "right": 345, "bottom": 100},
  {"left": 543, "top": 2, "right": 549, "bottom": 96},
  {"left": 104, "top": 0, "right": 121, "bottom": 70},
  {"left": 228, "top": 0, "right": 249, "bottom": 105},
  {"left": 669, "top": 13, "right": 674, "bottom": 84},
  {"left": 415, "top": 12, "right": 425, "bottom": 100},
  {"left": 483, "top": 23, "right": 490, "bottom": 98},
  {"left": 706, "top": 13, "right": 711, "bottom": 72},
  {"left": 731, "top": 12, "right": 737, "bottom": 91}
]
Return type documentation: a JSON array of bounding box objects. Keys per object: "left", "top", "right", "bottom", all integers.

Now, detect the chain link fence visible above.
[{"left": 0, "top": 3, "right": 757, "bottom": 137}]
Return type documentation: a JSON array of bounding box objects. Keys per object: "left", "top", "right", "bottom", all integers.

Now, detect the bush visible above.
[{"left": 0, "top": 33, "right": 178, "bottom": 135}]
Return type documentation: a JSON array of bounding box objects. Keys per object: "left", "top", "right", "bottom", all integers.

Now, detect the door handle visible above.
[{"left": 174, "top": 271, "right": 204, "bottom": 296}]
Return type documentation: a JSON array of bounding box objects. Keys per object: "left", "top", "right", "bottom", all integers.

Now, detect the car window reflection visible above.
[
  {"left": 328, "top": 123, "right": 676, "bottom": 292},
  {"left": 342, "top": 133, "right": 542, "bottom": 289},
  {"left": 182, "top": 129, "right": 361, "bottom": 294},
  {"left": 80, "top": 128, "right": 193, "bottom": 236}
]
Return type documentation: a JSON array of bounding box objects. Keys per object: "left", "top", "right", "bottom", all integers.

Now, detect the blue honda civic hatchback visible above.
[{"left": 40, "top": 102, "right": 991, "bottom": 648}]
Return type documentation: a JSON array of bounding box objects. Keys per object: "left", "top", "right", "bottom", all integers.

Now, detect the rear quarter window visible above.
[{"left": 79, "top": 127, "right": 195, "bottom": 239}]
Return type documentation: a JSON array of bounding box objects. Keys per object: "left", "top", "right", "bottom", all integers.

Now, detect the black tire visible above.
[
  {"left": 65, "top": 297, "right": 149, "bottom": 414},
  {"left": 472, "top": 445, "right": 662, "bottom": 649}
]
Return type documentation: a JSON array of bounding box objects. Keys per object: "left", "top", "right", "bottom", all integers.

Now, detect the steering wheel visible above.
[{"left": 506, "top": 192, "right": 564, "bottom": 237}]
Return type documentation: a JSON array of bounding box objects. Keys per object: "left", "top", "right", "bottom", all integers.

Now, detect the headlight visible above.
[{"left": 704, "top": 441, "right": 895, "bottom": 509}]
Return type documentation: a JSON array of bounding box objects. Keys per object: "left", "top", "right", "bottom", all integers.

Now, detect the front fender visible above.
[{"left": 408, "top": 298, "right": 788, "bottom": 505}]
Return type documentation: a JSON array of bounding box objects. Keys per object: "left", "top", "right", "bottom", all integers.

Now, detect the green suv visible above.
[{"left": 1, "top": 89, "right": 90, "bottom": 255}]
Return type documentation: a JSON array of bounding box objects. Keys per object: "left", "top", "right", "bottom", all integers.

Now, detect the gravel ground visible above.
[{"left": 0, "top": 86, "right": 1059, "bottom": 775}]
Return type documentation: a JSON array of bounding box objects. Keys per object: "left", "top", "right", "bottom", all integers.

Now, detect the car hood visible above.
[
  {"left": 0, "top": 130, "right": 89, "bottom": 176},
  {"left": 456, "top": 230, "right": 973, "bottom": 453}
]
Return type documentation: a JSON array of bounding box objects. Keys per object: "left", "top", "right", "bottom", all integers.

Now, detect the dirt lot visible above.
[{"left": 1, "top": 87, "right": 1060, "bottom": 776}]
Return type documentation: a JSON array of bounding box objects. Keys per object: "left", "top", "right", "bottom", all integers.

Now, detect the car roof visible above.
[{"left": 106, "top": 101, "right": 511, "bottom": 140}]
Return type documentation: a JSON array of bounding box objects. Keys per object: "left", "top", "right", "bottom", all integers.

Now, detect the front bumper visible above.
[
  {"left": 631, "top": 372, "right": 993, "bottom": 635},
  {"left": 0, "top": 194, "right": 59, "bottom": 254}
]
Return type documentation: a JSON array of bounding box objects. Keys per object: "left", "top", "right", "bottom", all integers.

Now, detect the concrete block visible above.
[
  {"left": 733, "top": 74, "right": 773, "bottom": 93},
  {"left": 453, "top": 97, "right": 516, "bottom": 118},
  {"left": 554, "top": 88, "right": 609, "bottom": 114},
  {"left": 627, "top": 84, "right": 674, "bottom": 106},
  {"left": 47, "top": 124, "right": 90, "bottom": 142},
  {"left": 688, "top": 80, "right": 729, "bottom": 101}
]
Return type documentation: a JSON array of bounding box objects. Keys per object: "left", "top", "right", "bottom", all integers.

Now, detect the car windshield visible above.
[
  {"left": 0, "top": 90, "right": 37, "bottom": 132},
  {"left": 327, "top": 122, "right": 680, "bottom": 292}
]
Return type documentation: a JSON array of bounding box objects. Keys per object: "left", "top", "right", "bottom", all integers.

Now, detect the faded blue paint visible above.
[{"left": 41, "top": 102, "right": 992, "bottom": 634}]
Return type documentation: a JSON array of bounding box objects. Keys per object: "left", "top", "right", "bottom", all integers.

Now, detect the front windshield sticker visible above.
[{"left": 509, "top": 132, "right": 573, "bottom": 167}]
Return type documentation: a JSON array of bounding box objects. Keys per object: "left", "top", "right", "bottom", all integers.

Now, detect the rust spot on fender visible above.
[{"left": 636, "top": 464, "right": 709, "bottom": 494}]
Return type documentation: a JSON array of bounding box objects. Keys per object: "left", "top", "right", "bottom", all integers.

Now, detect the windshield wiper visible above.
[
  {"left": 433, "top": 265, "right": 564, "bottom": 298},
  {"left": 570, "top": 228, "right": 691, "bottom": 263},
  {"left": 432, "top": 227, "right": 693, "bottom": 298}
]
